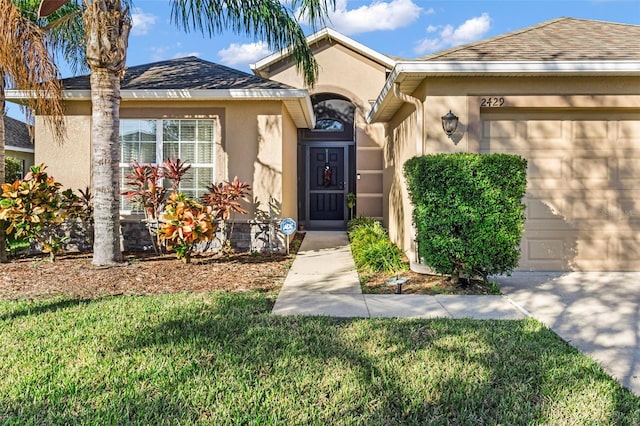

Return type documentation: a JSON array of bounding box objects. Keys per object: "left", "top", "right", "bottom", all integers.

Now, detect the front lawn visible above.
[{"left": 1, "top": 293, "right": 638, "bottom": 424}]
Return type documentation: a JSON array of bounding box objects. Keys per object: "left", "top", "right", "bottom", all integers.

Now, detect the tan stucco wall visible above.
[
  {"left": 261, "top": 41, "right": 390, "bottom": 220},
  {"left": 385, "top": 75, "right": 640, "bottom": 269},
  {"left": 281, "top": 107, "right": 298, "bottom": 220},
  {"left": 35, "top": 114, "right": 92, "bottom": 191},
  {"left": 37, "top": 100, "right": 290, "bottom": 219}
]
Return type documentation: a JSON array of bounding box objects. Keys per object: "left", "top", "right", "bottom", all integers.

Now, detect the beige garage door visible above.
[{"left": 481, "top": 110, "right": 640, "bottom": 271}]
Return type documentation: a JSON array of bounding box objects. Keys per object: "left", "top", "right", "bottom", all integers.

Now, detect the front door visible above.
[{"left": 306, "top": 145, "right": 348, "bottom": 229}]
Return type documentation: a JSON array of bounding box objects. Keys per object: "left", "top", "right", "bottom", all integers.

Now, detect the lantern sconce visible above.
[{"left": 441, "top": 110, "right": 459, "bottom": 138}]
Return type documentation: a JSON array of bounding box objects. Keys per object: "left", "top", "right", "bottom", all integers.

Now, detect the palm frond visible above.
[
  {"left": 170, "top": 0, "right": 335, "bottom": 87},
  {"left": 0, "top": 0, "right": 66, "bottom": 142}
]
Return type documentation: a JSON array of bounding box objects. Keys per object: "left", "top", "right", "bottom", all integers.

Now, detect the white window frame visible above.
[{"left": 119, "top": 118, "right": 217, "bottom": 214}]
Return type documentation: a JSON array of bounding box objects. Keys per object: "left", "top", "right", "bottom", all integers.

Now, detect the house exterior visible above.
[
  {"left": 4, "top": 116, "right": 33, "bottom": 178},
  {"left": 6, "top": 17, "right": 640, "bottom": 271},
  {"left": 367, "top": 18, "right": 640, "bottom": 272}
]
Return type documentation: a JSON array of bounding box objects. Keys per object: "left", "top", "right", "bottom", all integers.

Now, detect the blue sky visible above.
[{"left": 5, "top": 0, "right": 640, "bottom": 119}]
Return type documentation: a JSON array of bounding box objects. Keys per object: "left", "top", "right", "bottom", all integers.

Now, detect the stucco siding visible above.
[
  {"left": 385, "top": 75, "right": 640, "bottom": 272},
  {"left": 35, "top": 115, "right": 91, "bottom": 191},
  {"left": 281, "top": 107, "right": 298, "bottom": 220}
]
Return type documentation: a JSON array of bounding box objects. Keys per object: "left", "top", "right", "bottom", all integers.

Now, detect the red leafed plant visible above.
[
  {"left": 160, "top": 157, "right": 191, "bottom": 191},
  {"left": 120, "top": 161, "right": 166, "bottom": 219},
  {"left": 120, "top": 158, "right": 192, "bottom": 254},
  {"left": 201, "top": 176, "right": 252, "bottom": 252}
]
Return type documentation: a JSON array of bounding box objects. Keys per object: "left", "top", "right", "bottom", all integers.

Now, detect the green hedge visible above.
[{"left": 404, "top": 153, "right": 527, "bottom": 281}]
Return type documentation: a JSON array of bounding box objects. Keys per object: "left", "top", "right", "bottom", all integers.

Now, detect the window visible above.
[
  {"left": 119, "top": 118, "right": 216, "bottom": 211},
  {"left": 314, "top": 118, "right": 344, "bottom": 131}
]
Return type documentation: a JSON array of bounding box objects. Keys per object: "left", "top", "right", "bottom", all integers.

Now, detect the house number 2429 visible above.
[{"left": 480, "top": 97, "right": 505, "bottom": 107}]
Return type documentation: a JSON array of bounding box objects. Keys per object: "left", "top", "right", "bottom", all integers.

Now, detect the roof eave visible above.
[
  {"left": 5, "top": 88, "right": 316, "bottom": 128},
  {"left": 6, "top": 145, "right": 34, "bottom": 153},
  {"left": 368, "top": 60, "right": 640, "bottom": 123}
]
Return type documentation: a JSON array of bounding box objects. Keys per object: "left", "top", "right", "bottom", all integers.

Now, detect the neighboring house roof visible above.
[
  {"left": 7, "top": 57, "right": 315, "bottom": 128},
  {"left": 369, "top": 18, "right": 640, "bottom": 123},
  {"left": 4, "top": 116, "right": 33, "bottom": 153},
  {"left": 251, "top": 27, "right": 397, "bottom": 77}
]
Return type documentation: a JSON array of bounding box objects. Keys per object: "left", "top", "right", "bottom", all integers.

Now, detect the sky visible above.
[{"left": 6, "top": 0, "right": 640, "bottom": 119}]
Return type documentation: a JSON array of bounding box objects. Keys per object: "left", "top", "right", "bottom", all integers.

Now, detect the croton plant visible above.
[{"left": 157, "top": 191, "right": 215, "bottom": 263}]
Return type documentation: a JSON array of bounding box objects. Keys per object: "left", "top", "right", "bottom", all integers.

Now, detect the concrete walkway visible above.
[
  {"left": 273, "top": 231, "right": 640, "bottom": 396},
  {"left": 272, "top": 231, "right": 527, "bottom": 320}
]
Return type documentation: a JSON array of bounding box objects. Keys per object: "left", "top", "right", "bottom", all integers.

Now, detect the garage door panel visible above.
[
  {"left": 482, "top": 115, "right": 640, "bottom": 271},
  {"left": 526, "top": 120, "right": 565, "bottom": 145},
  {"left": 570, "top": 157, "right": 610, "bottom": 179},
  {"left": 618, "top": 120, "right": 640, "bottom": 141},
  {"left": 573, "top": 120, "right": 609, "bottom": 140}
]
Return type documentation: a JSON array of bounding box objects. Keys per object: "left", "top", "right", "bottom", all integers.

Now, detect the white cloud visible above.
[
  {"left": 304, "top": 0, "right": 421, "bottom": 35},
  {"left": 131, "top": 8, "right": 157, "bottom": 36},
  {"left": 217, "top": 41, "right": 271, "bottom": 67},
  {"left": 414, "top": 13, "right": 491, "bottom": 56}
]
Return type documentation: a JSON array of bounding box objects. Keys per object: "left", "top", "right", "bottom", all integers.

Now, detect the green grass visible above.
[{"left": 1, "top": 293, "right": 639, "bottom": 425}]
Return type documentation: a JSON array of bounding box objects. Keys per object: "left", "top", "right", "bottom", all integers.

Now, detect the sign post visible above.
[{"left": 279, "top": 218, "right": 297, "bottom": 255}]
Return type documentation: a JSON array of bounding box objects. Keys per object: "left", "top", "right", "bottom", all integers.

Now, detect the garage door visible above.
[{"left": 481, "top": 111, "right": 640, "bottom": 271}]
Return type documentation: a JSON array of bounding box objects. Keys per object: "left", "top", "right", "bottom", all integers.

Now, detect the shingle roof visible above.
[
  {"left": 62, "top": 56, "right": 295, "bottom": 90},
  {"left": 4, "top": 116, "right": 32, "bottom": 150},
  {"left": 417, "top": 18, "right": 640, "bottom": 61}
]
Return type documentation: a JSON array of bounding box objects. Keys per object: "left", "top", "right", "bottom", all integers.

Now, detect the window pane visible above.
[
  {"left": 180, "top": 169, "right": 195, "bottom": 189},
  {"left": 163, "top": 120, "right": 179, "bottom": 141},
  {"left": 139, "top": 120, "right": 156, "bottom": 141},
  {"left": 198, "top": 121, "right": 214, "bottom": 141},
  {"left": 180, "top": 143, "right": 196, "bottom": 162},
  {"left": 197, "top": 142, "right": 213, "bottom": 163},
  {"left": 180, "top": 120, "right": 196, "bottom": 141},
  {"left": 121, "top": 120, "right": 139, "bottom": 141},
  {"left": 197, "top": 168, "right": 213, "bottom": 189},
  {"left": 140, "top": 142, "right": 156, "bottom": 163},
  {"left": 121, "top": 141, "right": 138, "bottom": 163},
  {"left": 163, "top": 142, "right": 179, "bottom": 160}
]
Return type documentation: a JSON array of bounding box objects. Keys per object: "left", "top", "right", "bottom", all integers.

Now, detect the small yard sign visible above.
[
  {"left": 280, "top": 218, "right": 297, "bottom": 235},
  {"left": 280, "top": 218, "right": 297, "bottom": 255}
]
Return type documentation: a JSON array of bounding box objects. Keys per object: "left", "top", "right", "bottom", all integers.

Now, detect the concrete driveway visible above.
[{"left": 495, "top": 272, "right": 640, "bottom": 395}]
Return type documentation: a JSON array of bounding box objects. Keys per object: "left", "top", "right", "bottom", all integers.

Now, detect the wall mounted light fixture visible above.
[{"left": 441, "top": 110, "right": 459, "bottom": 138}]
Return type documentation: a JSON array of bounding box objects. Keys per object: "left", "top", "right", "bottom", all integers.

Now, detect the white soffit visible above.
[
  {"left": 251, "top": 27, "right": 396, "bottom": 76},
  {"left": 368, "top": 60, "right": 640, "bottom": 123}
]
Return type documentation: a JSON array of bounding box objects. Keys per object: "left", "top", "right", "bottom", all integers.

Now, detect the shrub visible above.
[
  {"left": 120, "top": 158, "right": 190, "bottom": 254},
  {"left": 157, "top": 192, "right": 215, "bottom": 263},
  {"left": 201, "top": 176, "right": 252, "bottom": 252},
  {"left": 348, "top": 218, "right": 406, "bottom": 274},
  {"left": 0, "top": 164, "right": 67, "bottom": 261},
  {"left": 404, "top": 153, "right": 527, "bottom": 282},
  {"left": 4, "top": 157, "right": 23, "bottom": 183}
]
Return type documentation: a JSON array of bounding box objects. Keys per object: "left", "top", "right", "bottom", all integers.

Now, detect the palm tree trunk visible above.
[
  {"left": 84, "top": 0, "right": 130, "bottom": 266},
  {"left": 90, "top": 67, "right": 123, "bottom": 265}
]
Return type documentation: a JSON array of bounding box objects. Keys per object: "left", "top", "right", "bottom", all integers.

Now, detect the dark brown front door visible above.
[{"left": 307, "top": 145, "right": 347, "bottom": 228}]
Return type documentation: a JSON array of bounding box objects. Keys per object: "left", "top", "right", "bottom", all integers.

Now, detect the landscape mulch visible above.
[{"left": 0, "top": 232, "right": 493, "bottom": 300}]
